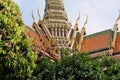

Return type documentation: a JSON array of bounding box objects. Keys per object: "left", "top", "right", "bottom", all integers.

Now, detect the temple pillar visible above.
[
  {"left": 59, "top": 28, "right": 61, "bottom": 37},
  {"left": 55, "top": 28, "right": 57, "bottom": 37},
  {"left": 51, "top": 28, "right": 54, "bottom": 37},
  {"left": 65, "top": 29, "right": 67, "bottom": 37},
  {"left": 62, "top": 28, "right": 64, "bottom": 37}
]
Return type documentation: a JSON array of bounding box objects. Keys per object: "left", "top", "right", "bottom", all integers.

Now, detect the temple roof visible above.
[
  {"left": 26, "top": 26, "right": 41, "bottom": 47},
  {"left": 26, "top": 26, "right": 120, "bottom": 59},
  {"left": 81, "top": 29, "right": 114, "bottom": 53}
]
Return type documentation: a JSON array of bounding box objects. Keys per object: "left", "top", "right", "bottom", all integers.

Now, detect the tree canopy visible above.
[
  {"left": 0, "top": 0, "right": 37, "bottom": 79},
  {"left": 30, "top": 51, "right": 120, "bottom": 80}
]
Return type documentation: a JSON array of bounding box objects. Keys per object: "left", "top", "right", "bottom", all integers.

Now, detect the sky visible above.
[{"left": 14, "top": 0, "right": 120, "bottom": 35}]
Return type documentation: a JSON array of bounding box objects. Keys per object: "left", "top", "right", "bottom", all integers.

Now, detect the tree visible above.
[
  {"left": 30, "top": 51, "right": 103, "bottom": 80},
  {"left": 31, "top": 49, "right": 120, "bottom": 80},
  {"left": 55, "top": 52, "right": 103, "bottom": 80},
  {"left": 29, "top": 57, "right": 56, "bottom": 80},
  {"left": 97, "top": 56, "right": 120, "bottom": 80},
  {"left": 0, "top": 0, "right": 37, "bottom": 79}
]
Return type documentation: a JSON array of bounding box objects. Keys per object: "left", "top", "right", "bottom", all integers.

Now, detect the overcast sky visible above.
[{"left": 14, "top": 0, "right": 120, "bottom": 35}]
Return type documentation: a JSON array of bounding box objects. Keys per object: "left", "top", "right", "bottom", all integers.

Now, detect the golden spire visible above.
[
  {"left": 75, "top": 12, "right": 80, "bottom": 24},
  {"left": 37, "top": 7, "right": 42, "bottom": 21},
  {"left": 31, "top": 10, "right": 38, "bottom": 29},
  {"left": 32, "top": 10, "right": 36, "bottom": 22},
  {"left": 114, "top": 10, "right": 120, "bottom": 31},
  {"left": 82, "top": 15, "right": 88, "bottom": 35},
  {"left": 77, "top": 15, "right": 88, "bottom": 52},
  {"left": 109, "top": 10, "right": 120, "bottom": 56},
  {"left": 116, "top": 10, "right": 120, "bottom": 22},
  {"left": 83, "top": 15, "right": 88, "bottom": 28}
]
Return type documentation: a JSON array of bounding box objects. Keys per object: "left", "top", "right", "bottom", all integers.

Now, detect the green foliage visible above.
[
  {"left": 55, "top": 52, "right": 102, "bottom": 80},
  {"left": 60, "top": 48, "right": 70, "bottom": 59},
  {"left": 30, "top": 50, "right": 120, "bottom": 80},
  {"left": 0, "top": 0, "right": 37, "bottom": 79},
  {"left": 97, "top": 56, "right": 120, "bottom": 80},
  {"left": 28, "top": 57, "right": 56, "bottom": 80}
]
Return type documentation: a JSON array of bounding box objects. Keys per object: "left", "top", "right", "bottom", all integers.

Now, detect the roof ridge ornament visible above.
[
  {"left": 115, "top": 10, "right": 120, "bottom": 31},
  {"left": 75, "top": 12, "right": 80, "bottom": 24},
  {"left": 32, "top": 10, "right": 36, "bottom": 22},
  {"left": 37, "top": 7, "right": 42, "bottom": 21},
  {"left": 83, "top": 15, "right": 88, "bottom": 28},
  {"left": 116, "top": 10, "right": 120, "bottom": 22},
  {"left": 109, "top": 10, "right": 120, "bottom": 56},
  {"left": 77, "top": 15, "right": 88, "bottom": 52}
]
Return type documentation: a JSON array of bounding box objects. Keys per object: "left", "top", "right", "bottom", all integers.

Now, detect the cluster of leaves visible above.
[
  {"left": 0, "top": 0, "right": 37, "bottom": 79},
  {"left": 28, "top": 57, "right": 56, "bottom": 80},
  {"left": 97, "top": 56, "right": 120, "bottom": 80},
  {"left": 29, "top": 50, "right": 120, "bottom": 80}
]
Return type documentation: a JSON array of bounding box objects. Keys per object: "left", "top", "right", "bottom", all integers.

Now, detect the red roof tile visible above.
[
  {"left": 81, "top": 29, "right": 112, "bottom": 53},
  {"left": 26, "top": 26, "right": 41, "bottom": 47}
]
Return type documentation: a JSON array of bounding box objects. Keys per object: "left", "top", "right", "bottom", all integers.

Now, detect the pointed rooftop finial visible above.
[
  {"left": 116, "top": 10, "right": 120, "bottom": 22},
  {"left": 37, "top": 7, "right": 42, "bottom": 20},
  {"left": 31, "top": 10, "right": 38, "bottom": 29},
  {"left": 32, "top": 10, "right": 35, "bottom": 22},
  {"left": 76, "top": 12, "right": 80, "bottom": 24},
  {"left": 83, "top": 15, "right": 88, "bottom": 28}
]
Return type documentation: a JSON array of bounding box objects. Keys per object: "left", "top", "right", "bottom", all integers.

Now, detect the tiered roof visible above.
[
  {"left": 81, "top": 29, "right": 113, "bottom": 53},
  {"left": 26, "top": 26, "right": 120, "bottom": 59}
]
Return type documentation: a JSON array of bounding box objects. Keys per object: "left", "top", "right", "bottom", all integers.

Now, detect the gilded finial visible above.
[
  {"left": 83, "top": 15, "right": 88, "bottom": 28},
  {"left": 37, "top": 7, "right": 42, "bottom": 20},
  {"left": 114, "top": 10, "right": 120, "bottom": 30},
  {"left": 32, "top": 10, "right": 35, "bottom": 22},
  {"left": 116, "top": 10, "right": 120, "bottom": 22},
  {"left": 76, "top": 12, "right": 80, "bottom": 24},
  {"left": 32, "top": 10, "right": 37, "bottom": 29}
]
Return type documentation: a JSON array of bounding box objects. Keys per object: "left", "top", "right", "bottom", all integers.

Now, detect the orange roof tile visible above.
[
  {"left": 26, "top": 26, "right": 41, "bottom": 47},
  {"left": 81, "top": 29, "right": 113, "bottom": 53}
]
